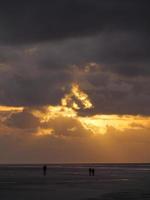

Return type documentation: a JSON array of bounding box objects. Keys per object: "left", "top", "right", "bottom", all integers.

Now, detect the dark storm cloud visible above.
[
  {"left": 35, "top": 32, "right": 150, "bottom": 77},
  {"left": 6, "top": 111, "right": 40, "bottom": 129},
  {"left": 0, "top": 46, "right": 72, "bottom": 106},
  {"left": 0, "top": 1, "right": 150, "bottom": 115},
  {"left": 0, "top": 34, "right": 150, "bottom": 115},
  {"left": 0, "top": 71, "right": 71, "bottom": 106},
  {"left": 80, "top": 67, "right": 150, "bottom": 116},
  {"left": 0, "top": 0, "right": 150, "bottom": 44}
]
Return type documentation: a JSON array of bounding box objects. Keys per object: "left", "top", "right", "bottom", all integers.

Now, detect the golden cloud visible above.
[{"left": 0, "top": 83, "right": 150, "bottom": 139}]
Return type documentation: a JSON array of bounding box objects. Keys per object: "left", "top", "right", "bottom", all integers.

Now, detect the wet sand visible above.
[{"left": 0, "top": 164, "right": 150, "bottom": 200}]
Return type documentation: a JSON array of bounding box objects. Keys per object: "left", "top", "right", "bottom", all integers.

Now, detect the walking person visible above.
[
  {"left": 92, "top": 168, "right": 95, "bottom": 176},
  {"left": 43, "top": 165, "right": 47, "bottom": 176},
  {"left": 89, "top": 168, "right": 92, "bottom": 176}
]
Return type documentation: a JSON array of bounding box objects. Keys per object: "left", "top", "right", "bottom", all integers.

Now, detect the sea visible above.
[{"left": 0, "top": 163, "right": 150, "bottom": 200}]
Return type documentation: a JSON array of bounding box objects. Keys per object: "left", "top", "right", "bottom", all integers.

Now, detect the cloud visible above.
[
  {"left": 0, "top": 116, "right": 150, "bottom": 163},
  {"left": 0, "top": 105, "right": 150, "bottom": 163},
  {"left": 5, "top": 110, "right": 40, "bottom": 130},
  {"left": 42, "top": 116, "right": 92, "bottom": 137},
  {"left": 0, "top": 1, "right": 149, "bottom": 45},
  {"left": 0, "top": 1, "right": 150, "bottom": 116},
  {"left": 1, "top": 105, "right": 92, "bottom": 138}
]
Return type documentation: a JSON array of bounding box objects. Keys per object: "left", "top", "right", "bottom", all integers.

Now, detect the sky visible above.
[{"left": 0, "top": 0, "right": 150, "bottom": 163}]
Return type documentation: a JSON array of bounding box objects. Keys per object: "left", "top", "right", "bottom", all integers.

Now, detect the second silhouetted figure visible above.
[{"left": 89, "top": 168, "right": 95, "bottom": 176}]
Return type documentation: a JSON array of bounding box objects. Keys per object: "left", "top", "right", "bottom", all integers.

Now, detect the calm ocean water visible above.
[
  {"left": 0, "top": 163, "right": 150, "bottom": 199},
  {"left": 0, "top": 163, "right": 150, "bottom": 176}
]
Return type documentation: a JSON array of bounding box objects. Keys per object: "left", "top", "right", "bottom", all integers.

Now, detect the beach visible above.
[{"left": 0, "top": 164, "right": 150, "bottom": 200}]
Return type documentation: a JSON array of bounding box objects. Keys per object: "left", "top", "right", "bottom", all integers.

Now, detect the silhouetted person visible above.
[
  {"left": 43, "top": 165, "right": 47, "bottom": 176},
  {"left": 89, "top": 168, "right": 92, "bottom": 176},
  {"left": 92, "top": 168, "right": 95, "bottom": 176}
]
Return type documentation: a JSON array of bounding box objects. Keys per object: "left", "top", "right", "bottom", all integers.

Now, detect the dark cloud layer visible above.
[
  {"left": 0, "top": 1, "right": 150, "bottom": 115},
  {"left": 6, "top": 111, "right": 40, "bottom": 130},
  {"left": 0, "top": 0, "right": 150, "bottom": 44}
]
